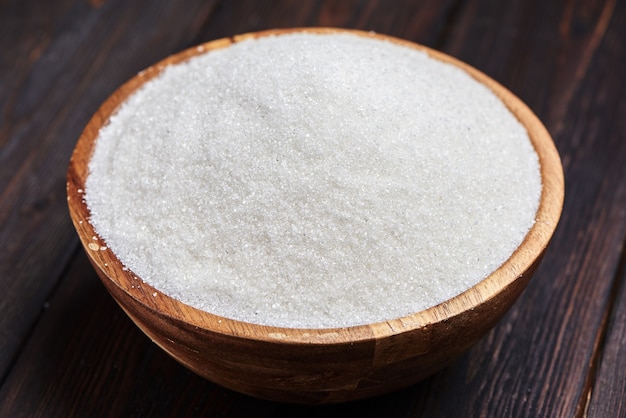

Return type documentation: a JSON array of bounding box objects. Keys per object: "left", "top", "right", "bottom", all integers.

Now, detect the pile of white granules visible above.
[{"left": 85, "top": 32, "right": 541, "bottom": 329}]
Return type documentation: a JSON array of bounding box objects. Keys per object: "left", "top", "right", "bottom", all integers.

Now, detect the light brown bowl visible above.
[{"left": 67, "top": 28, "right": 564, "bottom": 404}]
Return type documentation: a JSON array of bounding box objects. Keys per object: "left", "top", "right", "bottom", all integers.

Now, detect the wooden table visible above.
[{"left": 1, "top": 0, "right": 624, "bottom": 416}]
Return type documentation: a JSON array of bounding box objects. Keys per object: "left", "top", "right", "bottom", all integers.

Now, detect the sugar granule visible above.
[{"left": 85, "top": 33, "right": 541, "bottom": 328}]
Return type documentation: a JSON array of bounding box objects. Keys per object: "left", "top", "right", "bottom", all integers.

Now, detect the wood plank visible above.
[
  {"left": 0, "top": 0, "right": 220, "bottom": 381},
  {"left": 584, "top": 4, "right": 626, "bottom": 415},
  {"left": 588, "top": 255, "right": 626, "bottom": 417},
  {"left": 194, "top": 0, "right": 458, "bottom": 47},
  {"left": 0, "top": 0, "right": 81, "bottom": 382}
]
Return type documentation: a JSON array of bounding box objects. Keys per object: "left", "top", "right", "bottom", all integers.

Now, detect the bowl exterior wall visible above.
[{"left": 87, "top": 251, "right": 542, "bottom": 404}]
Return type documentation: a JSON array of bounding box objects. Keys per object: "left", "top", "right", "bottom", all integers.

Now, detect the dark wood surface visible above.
[{"left": 0, "top": 0, "right": 624, "bottom": 416}]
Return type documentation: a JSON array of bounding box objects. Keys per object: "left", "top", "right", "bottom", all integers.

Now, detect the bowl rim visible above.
[{"left": 67, "top": 27, "right": 564, "bottom": 346}]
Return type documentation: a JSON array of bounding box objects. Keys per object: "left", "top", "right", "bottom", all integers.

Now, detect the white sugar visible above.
[{"left": 85, "top": 33, "right": 541, "bottom": 328}]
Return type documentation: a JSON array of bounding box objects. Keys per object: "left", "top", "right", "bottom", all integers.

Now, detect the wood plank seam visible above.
[
  {"left": 432, "top": 0, "right": 465, "bottom": 50},
  {"left": 577, "top": 235, "right": 626, "bottom": 418},
  {"left": 0, "top": 241, "right": 82, "bottom": 388}
]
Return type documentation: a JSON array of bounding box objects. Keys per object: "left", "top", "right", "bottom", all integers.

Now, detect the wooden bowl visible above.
[{"left": 67, "top": 28, "right": 564, "bottom": 404}]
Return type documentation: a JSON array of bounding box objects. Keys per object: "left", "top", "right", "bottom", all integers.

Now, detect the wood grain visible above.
[
  {"left": 580, "top": 3, "right": 626, "bottom": 415},
  {"left": 588, "top": 251, "right": 626, "bottom": 417},
  {"left": 195, "top": 0, "right": 458, "bottom": 47}
]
